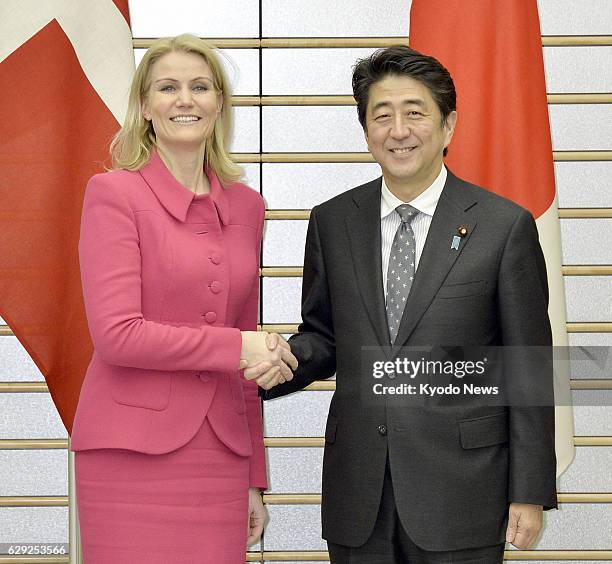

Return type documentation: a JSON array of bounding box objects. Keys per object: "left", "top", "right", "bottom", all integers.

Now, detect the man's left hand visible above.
[{"left": 505, "top": 502, "right": 543, "bottom": 549}]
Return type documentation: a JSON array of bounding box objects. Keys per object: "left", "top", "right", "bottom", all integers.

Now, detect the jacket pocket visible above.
[
  {"left": 110, "top": 366, "right": 173, "bottom": 411},
  {"left": 437, "top": 280, "right": 486, "bottom": 299},
  {"left": 459, "top": 411, "right": 508, "bottom": 449},
  {"left": 325, "top": 415, "right": 338, "bottom": 444}
]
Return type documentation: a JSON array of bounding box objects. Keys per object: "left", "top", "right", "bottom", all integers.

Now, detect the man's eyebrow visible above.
[
  {"left": 370, "top": 98, "right": 426, "bottom": 113},
  {"left": 403, "top": 98, "right": 426, "bottom": 107},
  {"left": 371, "top": 101, "right": 392, "bottom": 113}
]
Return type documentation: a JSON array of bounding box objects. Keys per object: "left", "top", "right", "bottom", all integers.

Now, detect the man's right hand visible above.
[
  {"left": 241, "top": 333, "right": 297, "bottom": 390},
  {"left": 240, "top": 332, "right": 297, "bottom": 389}
]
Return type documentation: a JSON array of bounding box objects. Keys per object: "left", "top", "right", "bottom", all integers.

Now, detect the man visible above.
[{"left": 249, "top": 46, "right": 557, "bottom": 563}]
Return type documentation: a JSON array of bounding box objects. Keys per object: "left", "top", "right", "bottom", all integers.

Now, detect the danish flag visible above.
[
  {"left": 0, "top": 0, "right": 134, "bottom": 433},
  {"left": 409, "top": 0, "right": 574, "bottom": 475}
]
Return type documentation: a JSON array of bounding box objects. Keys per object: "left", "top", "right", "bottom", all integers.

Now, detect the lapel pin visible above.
[{"left": 451, "top": 225, "right": 469, "bottom": 250}]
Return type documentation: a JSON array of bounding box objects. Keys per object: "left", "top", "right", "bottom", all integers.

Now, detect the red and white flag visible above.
[
  {"left": 409, "top": 0, "right": 574, "bottom": 475},
  {"left": 0, "top": 0, "right": 134, "bottom": 433}
]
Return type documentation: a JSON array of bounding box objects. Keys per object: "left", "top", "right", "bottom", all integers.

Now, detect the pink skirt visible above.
[{"left": 75, "top": 417, "right": 250, "bottom": 564}]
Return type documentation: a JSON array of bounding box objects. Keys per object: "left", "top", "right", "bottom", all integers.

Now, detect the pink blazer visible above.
[{"left": 71, "top": 152, "right": 267, "bottom": 489}]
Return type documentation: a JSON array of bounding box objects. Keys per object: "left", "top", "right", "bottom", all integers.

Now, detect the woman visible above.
[{"left": 71, "top": 34, "right": 296, "bottom": 563}]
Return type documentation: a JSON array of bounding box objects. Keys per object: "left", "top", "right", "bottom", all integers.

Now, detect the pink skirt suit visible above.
[{"left": 71, "top": 152, "right": 267, "bottom": 563}]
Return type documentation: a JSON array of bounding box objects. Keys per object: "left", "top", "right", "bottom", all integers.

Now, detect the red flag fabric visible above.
[
  {"left": 409, "top": 0, "right": 574, "bottom": 475},
  {"left": 0, "top": 1, "right": 133, "bottom": 433},
  {"left": 410, "top": 0, "right": 554, "bottom": 216}
]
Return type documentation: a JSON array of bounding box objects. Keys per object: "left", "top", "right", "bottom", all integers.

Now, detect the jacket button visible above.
[
  {"left": 377, "top": 424, "right": 387, "bottom": 436},
  {"left": 209, "top": 280, "right": 222, "bottom": 294},
  {"left": 199, "top": 373, "right": 209, "bottom": 382},
  {"left": 210, "top": 253, "right": 222, "bottom": 265},
  {"left": 203, "top": 311, "right": 217, "bottom": 323}
]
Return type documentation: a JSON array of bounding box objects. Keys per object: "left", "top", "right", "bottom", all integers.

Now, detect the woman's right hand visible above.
[{"left": 240, "top": 331, "right": 297, "bottom": 388}]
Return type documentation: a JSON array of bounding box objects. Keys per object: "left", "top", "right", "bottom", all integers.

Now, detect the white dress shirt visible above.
[{"left": 381, "top": 166, "right": 447, "bottom": 299}]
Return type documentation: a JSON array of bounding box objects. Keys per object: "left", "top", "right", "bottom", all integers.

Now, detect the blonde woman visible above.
[{"left": 71, "top": 34, "right": 296, "bottom": 563}]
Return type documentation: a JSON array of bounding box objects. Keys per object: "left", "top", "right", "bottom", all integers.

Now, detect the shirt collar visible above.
[
  {"left": 138, "top": 149, "right": 230, "bottom": 224},
  {"left": 380, "top": 165, "right": 447, "bottom": 219}
]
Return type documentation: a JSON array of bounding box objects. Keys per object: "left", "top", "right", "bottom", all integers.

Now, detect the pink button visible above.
[
  {"left": 210, "top": 253, "right": 222, "bottom": 265},
  {"left": 199, "top": 373, "right": 209, "bottom": 382},
  {"left": 203, "top": 311, "right": 217, "bottom": 323},
  {"left": 209, "top": 280, "right": 222, "bottom": 294}
]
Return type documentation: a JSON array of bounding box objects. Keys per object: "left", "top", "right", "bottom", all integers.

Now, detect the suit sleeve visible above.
[
  {"left": 78, "top": 174, "right": 242, "bottom": 372},
  {"left": 497, "top": 209, "right": 557, "bottom": 510},
  {"left": 234, "top": 197, "right": 268, "bottom": 489},
  {"left": 266, "top": 205, "right": 337, "bottom": 399}
]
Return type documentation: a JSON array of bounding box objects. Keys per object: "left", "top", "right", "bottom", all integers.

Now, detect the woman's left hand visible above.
[{"left": 247, "top": 487, "right": 267, "bottom": 546}]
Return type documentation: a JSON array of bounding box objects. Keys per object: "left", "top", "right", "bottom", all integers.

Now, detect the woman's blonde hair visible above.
[{"left": 110, "top": 34, "right": 242, "bottom": 183}]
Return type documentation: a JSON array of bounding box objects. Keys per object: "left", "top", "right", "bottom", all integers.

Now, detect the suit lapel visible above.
[
  {"left": 345, "top": 178, "right": 391, "bottom": 348},
  {"left": 392, "top": 172, "right": 479, "bottom": 352}
]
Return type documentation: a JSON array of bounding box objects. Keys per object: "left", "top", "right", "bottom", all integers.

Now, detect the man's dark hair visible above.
[{"left": 352, "top": 45, "right": 456, "bottom": 155}]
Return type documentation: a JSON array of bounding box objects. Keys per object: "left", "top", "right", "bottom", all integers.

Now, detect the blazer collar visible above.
[
  {"left": 392, "top": 168, "right": 479, "bottom": 351},
  {"left": 345, "top": 171, "right": 480, "bottom": 351},
  {"left": 138, "top": 150, "right": 230, "bottom": 224},
  {"left": 345, "top": 177, "right": 391, "bottom": 348}
]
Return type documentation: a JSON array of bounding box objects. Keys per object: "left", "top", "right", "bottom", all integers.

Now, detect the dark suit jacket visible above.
[{"left": 266, "top": 170, "right": 557, "bottom": 551}]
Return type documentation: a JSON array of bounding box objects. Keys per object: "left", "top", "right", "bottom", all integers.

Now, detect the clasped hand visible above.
[{"left": 239, "top": 332, "right": 297, "bottom": 389}]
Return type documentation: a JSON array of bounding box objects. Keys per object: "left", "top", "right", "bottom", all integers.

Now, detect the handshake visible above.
[{"left": 239, "top": 332, "right": 298, "bottom": 390}]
